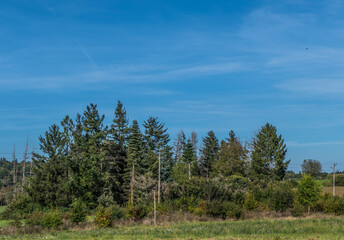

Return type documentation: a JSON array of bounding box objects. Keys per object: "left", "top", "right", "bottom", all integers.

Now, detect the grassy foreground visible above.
[{"left": 1, "top": 217, "right": 344, "bottom": 240}]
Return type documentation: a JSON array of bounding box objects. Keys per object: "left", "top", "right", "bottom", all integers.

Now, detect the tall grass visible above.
[{"left": 2, "top": 217, "right": 344, "bottom": 239}]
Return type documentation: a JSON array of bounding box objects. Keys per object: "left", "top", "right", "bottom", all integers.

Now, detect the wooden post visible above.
[
  {"left": 332, "top": 163, "right": 337, "bottom": 196},
  {"left": 153, "top": 190, "right": 157, "bottom": 225},
  {"left": 158, "top": 149, "right": 161, "bottom": 204}
]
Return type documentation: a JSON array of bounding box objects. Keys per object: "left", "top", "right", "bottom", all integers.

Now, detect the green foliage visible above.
[
  {"left": 297, "top": 174, "right": 321, "bottom": 207},
  {"left": 269, "top": 182, "right": 294, "bottom": 212},
  {"left": 94, "top": 208, "right": 112, "bottom": 228},
  {"left": 301, "top": 159, "right": 322, "bottom": 178},
  {"left": 108, "top": 204, "right": 126, "bottom": 220},
  {"left": 291, "top": 200, "right": 305, "bottom": 217},
  {"left": 251, "top": 123, "right": 289, "bottom": 181},
  {"left": 70, "top": 198, "right": 87, "bottom": 224},
  {"left": 244, "top": 192, "right": 258, "bottom": 211},
  {"left": 213, "top": 130, "right": 247, "bottom": 177},
  {"left": 199, "top": 131, "right": 219, "bottom": 178},
  {"left": 143, "top": 116, "right": 170, "bottom": 175},
  {"left": 27, "top": 124, "right": 71, "bottom": 207},
  {"left": 126, "top": 204, "right": 149, "bottom": 220},
  {"left": 206, "top": 201, "right": 242, "bottom": 220},
  {"left": 1, "top": 194, "right": 41, "bottom": 220},
  {"left": 40, "top": 210, "right": 63, "bottom": 229}
]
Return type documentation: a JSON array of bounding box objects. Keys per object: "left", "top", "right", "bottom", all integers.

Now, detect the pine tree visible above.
[
  {"left": 106, "top": 100, "right": 129, "bottom": 204},
  {"left": 70, "top": 104, "right": 107, "bottom": 207},
  {"left": 125, "top": 120, "right": 146, "bottom": 204},
  {"left": 143, "top": 117, "right": 170, "bottom": 176},
  {"left": 182, "top": 139, "right": 198, "bottom": 178},
  {"left": 199, "top": 131, "right": 219, "bottom": 179},
  {"left": 160, "top": 145, "right": 174, "bottom": 182},
  {"left": 251, "top": 123, "right": 289, "bottom": 181},
  {"left": 213, "top": 130, "right": 247, "bottom": 177},
  {"left": 28, "top": 124, "right": 71, "bottom": 207}
]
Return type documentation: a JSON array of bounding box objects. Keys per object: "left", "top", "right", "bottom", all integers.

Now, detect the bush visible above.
[
  {"left": 126, "top": 204, "right": 149, "bottom": 220},
  {"left": 269, "top": 182, "right": 294, "bottom": 212},
  {"left": 244, "top": 192, "right": 258, "bottom": 211},
  {"left": 108, "top": 204, "right": 125, "bottom": 220},
  {"left": 291, "top": 200, "right": 304, "bottom": 217},
  {"left": 322, "top": 194, "right": 344, "bottom": 215},
  {"left": 70, "top": 198, "right": 87, "bottom": 224},
  {"left": 206, "top": 201, "right": 242, "bottom": 220},
  {"left": 1, "top": 194, "right": 41, "bottom": 220},
  {"left": 40, "top": 210, "right": 63, "bottom": 229},
  {"left": 297, "top": 174, "right": 321, "bottom": 207},
  {"left": 94, "top": 208, "right": 112, "bottom": 228}
]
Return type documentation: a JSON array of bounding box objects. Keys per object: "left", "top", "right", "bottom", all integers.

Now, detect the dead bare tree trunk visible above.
[
  {"left": 22, "top": 136, "right": 29, "bottom": 191},
  {"left": 12, "top": 144, "right": 17, "bottom": 199}
]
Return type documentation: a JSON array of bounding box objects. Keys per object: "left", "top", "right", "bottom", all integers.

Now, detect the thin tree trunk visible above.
[
  {"left": 158, "top": 149, "right": 161, "bottom": 204},
  {"left": 22, "top": 136, "right": 29, "bottom": 191},
  {"left": 130, "top": 164, "right": 135, "bottom": 205},
  {"left": 188, "top": 163, "right": 191, "bottom": 179},
  {"left": 12, "top": 144, "right": 16, "bottom": 199}
]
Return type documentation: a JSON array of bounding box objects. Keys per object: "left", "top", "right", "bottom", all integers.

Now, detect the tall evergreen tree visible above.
[
  {"left": 106, "top": 100, "right": 129, "bottom": 204},
  {"left": 28, "top": 124, "right": 71, "bottom": 207},
  {"left": 182, "top": 139, "right": 198, "bottom": 178},
  {"left": 213, "top": 130, "right": 247, "bottom": 177},
  {"left": 199, "top": 131, "right": 219, "bottom": 179},
  {"left": 160, "top": 145, "right": 174, "bottom": 182},
  {"left": 125, "top": 120, "right": 146, "bottom": 204},
  {"left": 251, "top": 123, "right": 289, "bottom": 181},
  {"left": 143, "top": 117, "right": 170, "bottom": 176},
  {"left": 70, "top": 104, "right": 107, "bottom": 207}
]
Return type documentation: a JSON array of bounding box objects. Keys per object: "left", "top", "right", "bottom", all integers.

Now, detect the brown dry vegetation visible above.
[{"left": 322, "top": 186, "right": 344, "bottom": 197}]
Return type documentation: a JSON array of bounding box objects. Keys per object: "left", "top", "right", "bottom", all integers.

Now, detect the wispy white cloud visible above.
[
  {"left": 276, "top": 79, "right": 344, "bottom": 94},
  {"left": 0, "top": 62, "right": 244, "bottom": 90},
  {"left": 287, "top": 141, "right": 344, "bottom": 147}
]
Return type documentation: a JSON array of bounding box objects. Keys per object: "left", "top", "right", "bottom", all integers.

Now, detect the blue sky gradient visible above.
[{"left": 1, "top": 0, "right": 344, "bottom": 172}]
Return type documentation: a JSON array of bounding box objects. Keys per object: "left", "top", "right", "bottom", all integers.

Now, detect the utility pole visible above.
[
  {"left": 332, "top": 162, "right": 337, "bottom": 196},
  {"left": 158, "top": 148, "right": 161, "bottom": 204},
  {"left": 12, "top": 144, "right": 17, "bottom": 199}
]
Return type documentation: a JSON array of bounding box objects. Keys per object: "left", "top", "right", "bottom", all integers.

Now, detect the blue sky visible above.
[{"left": 1, "top": 0, "right": 344, "bottom": 172}]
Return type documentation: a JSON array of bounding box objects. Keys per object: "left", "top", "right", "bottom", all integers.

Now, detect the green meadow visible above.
[{"left": 1, "top": 217, "right": 344, "bottom": 240}]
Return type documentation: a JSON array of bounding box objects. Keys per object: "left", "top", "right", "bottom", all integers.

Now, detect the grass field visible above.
[
  {"left": 1, "top": 217, "right": 344, "bottom": 239},
  {"left": 322, "top": 186, "right": 344, "bottom": 197},
  {"left": 0, "top": 206, "right": 10, "bottom": 228}
]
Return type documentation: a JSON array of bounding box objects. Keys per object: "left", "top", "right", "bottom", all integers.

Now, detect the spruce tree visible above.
[
  {"left": 199, "top": 130, "right": 219, "bottom": 179},
  {"left": 182, "top": 139, "right": 198, "bottom": 178},
  {"left": 28, "top": 124, "right": 71, "bottom": 207},
  {"left": 143, "top": 117, "right": 170, "bottom": 176},
  {"left": 70, "top": 104, "right": 107, "bottom": 207},
  {"left": 107, "top": 100, "right": 129, "bottom": 204},
  {"left": 125, "top": 120, "right": 146, "bottom": 204},
  {"left": 213, "top": 130, "right": 247, "bottom": 177},
  {"left": 251, "top": 123, "right": 289, "bottom": 181}
]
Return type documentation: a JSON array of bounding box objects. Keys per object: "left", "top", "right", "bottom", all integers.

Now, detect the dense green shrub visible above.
[
  {"left": 70, "top": 198, "right": 87, "bottom": 224},
  {"left": 325, "top": 174, "right": 344, "bottom": 187},
  {"left": 40, "top": 210, "right": 63, "bottom": 229},
  {"left": 321, "top": 194, "right": 344, "bottom": 215},
  {"left": 126, "top": 204, "right": 149, "bottom": 220},
  {"left": 1, "top": 194, "right": 41, "bottom": 220},
  {"left": 297, "top": 174, "right": 321, "bottom": 207},
  {"left": 291, "top": 200, "right": 305, "bottom": 217},
  {"left": 244, "top": 192, "right": 258, "bottom": 211},
  {"left": 269, "top": 182, "right": 294, "bottom": 212},
  {"left": 108, "top": 204, "right": 126, "bottom": 220},
  {"left": 94, "top": 208, "right": 112, "bottom": 228},
  {"left": 206, "top": 201, "right": 242, "bottom": 219}
]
